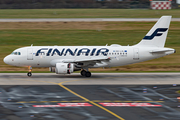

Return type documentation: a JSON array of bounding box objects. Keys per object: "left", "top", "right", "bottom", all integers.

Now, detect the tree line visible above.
[{"left": 0, "top": 0, "right": 151, "bottom": 9}]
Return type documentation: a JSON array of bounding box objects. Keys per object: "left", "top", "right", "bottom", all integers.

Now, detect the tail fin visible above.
[{"left": 135, "top": 16, "right": 171, "bottom": 48}]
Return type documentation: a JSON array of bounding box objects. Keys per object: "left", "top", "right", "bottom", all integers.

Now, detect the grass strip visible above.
[
  {"left": 0, "top": 9, "right": 179, "bottom": 18},
  {"left": 1, "top": 21, "right": 180, "bottom": 71}
]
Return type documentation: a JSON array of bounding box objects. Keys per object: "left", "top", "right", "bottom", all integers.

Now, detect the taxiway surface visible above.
[
  {"left": 0, "top": 73, "right": 180, "bottom": 85},
  {"left": 0, "top": 73, "right": 180, "bottom": 120}
]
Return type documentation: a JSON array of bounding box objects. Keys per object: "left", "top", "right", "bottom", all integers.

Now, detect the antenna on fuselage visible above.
[
  {"left": 31, "top": 44, "right": 33, "bottom": 47},
  {"left": 106, "top": 44, "right": 108, "bottom": 46}
]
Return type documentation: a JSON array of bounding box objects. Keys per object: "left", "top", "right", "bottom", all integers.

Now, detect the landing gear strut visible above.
[
  {"left": 80, "top": 69, "right": 91, "bottom": 77},
  {"left": 27, "top": 66, "right": 32, "bottom": 77}
]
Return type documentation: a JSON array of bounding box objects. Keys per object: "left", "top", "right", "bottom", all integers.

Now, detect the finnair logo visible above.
[
  {"left": 35, "top": 48, "right": 109, "bottom": 56},
  {"left": 143, "top": 28, "right": 168, "bottom": 40}
]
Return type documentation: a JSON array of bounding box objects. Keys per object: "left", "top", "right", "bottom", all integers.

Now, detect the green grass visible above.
[
  {"left": 0, "top": 9, "right": 180, "bottom": 18},
  {"left": 1, "top": 21, "right": 180, "bottom": 72},
  {"left": 0, "top": 30, "right": 143, "bottom": 46}
]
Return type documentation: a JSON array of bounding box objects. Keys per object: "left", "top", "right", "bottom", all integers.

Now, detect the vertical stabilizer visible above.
[{"left": 135, "top": 16, "right": 171, "bottom": 48}]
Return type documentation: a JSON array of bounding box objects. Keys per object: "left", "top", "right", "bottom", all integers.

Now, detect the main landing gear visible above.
[
  {"left": 27, "top": 66, "right": 32, "bottom": 77},
  {"left": 81, "top": 69, "right": 91, "bottom": 77}
]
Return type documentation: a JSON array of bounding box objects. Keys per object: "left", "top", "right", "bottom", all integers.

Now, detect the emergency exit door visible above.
[{"left": 133, "top": 48, "right": 139, "bottom": 60}]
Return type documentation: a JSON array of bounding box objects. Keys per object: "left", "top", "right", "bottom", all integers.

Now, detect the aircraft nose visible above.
[{"left": 3, "top": 56, "right": 10, "bottom": 64}]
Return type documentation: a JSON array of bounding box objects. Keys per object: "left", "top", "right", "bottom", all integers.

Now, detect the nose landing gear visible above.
[{"left": 27, "top": 66, "right": 32, "bottom": 77}]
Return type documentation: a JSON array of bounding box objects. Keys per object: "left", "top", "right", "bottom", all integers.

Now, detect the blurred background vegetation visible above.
[
  {"left": 0, "top": 0, "right": 178, "bottom": 9},
  {"left": 0, "top": 0, "right": 160, "bottom": 9}
]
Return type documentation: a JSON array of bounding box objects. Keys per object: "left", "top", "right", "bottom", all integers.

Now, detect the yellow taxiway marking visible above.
[
  {"left": 11, "top": 78, "right": 124, "bottom": 119},
  {"left": 29, "top": 101, "right": 38, "bottom": 103},
  {"left": 12, "top": 77, "right": 163, "bottom": 120},
  {"left": 58, "top": 80, "right": 125, "bottom": 120}
]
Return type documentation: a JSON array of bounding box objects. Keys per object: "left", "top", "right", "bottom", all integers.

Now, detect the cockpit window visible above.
[{"left": 11, "top": 52, "right": 21, "bottom": 55}]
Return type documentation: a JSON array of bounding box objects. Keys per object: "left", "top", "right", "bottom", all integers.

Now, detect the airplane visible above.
[{"left": 3, "top": 16, "right": 175, "bottom": 77}]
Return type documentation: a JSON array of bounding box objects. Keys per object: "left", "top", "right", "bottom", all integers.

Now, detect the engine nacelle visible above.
[
  {"left": 49, "top": 67, "right": 55, "bottom": 72},
  {"left": 55, "top": 63, "right": 74, "bottom": 74}
]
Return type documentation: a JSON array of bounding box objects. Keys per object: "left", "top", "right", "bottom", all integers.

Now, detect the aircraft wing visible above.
[
  {"left": 74, "top": 57, "right": 110, "bottom": 62},
  {"left": 50, "top": 57, "right": 110, "bottom": 67}
]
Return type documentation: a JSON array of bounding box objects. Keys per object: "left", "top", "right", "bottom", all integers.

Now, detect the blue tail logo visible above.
[{"left": 143, "top": 28, "right": 168, "bottom": 40}]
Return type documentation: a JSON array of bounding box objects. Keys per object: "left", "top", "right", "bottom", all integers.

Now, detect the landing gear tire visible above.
[
  {"left": 81, "top": 70, "right": 86, "bottom": 76},
  {"left": 85, "top": 71, "right": 91, "bottom": 77},
  {"left": 27, "top": 72, "right": 32, "bottom": 77}
]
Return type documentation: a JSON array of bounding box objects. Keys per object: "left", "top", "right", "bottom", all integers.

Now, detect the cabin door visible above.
[{"left": 27, "top": 48, "right": 33, "bottom": 60}]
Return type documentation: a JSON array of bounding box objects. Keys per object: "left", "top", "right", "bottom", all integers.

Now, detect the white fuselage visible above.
[{"left": 3, "top": 45, "right": 175, "bottom": 68}]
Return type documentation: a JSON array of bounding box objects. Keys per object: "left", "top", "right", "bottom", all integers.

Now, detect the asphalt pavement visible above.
[{"left": 0, "top": 73, "right": 180, "bottom": 120}]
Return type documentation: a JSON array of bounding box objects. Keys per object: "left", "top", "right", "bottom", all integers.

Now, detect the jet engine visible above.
[{"left": 55, "top": 63, "right": 74, "bottom": 74}]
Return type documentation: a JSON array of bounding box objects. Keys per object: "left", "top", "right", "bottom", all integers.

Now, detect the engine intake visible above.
[{"left": 55, "top": 63, "right": 74, "bottom": 74}]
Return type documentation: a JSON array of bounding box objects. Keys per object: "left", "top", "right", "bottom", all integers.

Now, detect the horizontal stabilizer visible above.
[{"left": 149, "top": 48, "right": 175, "bottom": 53}]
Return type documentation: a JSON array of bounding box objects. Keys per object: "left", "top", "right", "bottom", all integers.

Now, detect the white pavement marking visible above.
[
  {"left": 0, "top": 18, "right": 180, "bottom": 22},
  {"left": 99, "top": 103, "right": 162, "bottom": 107}
]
